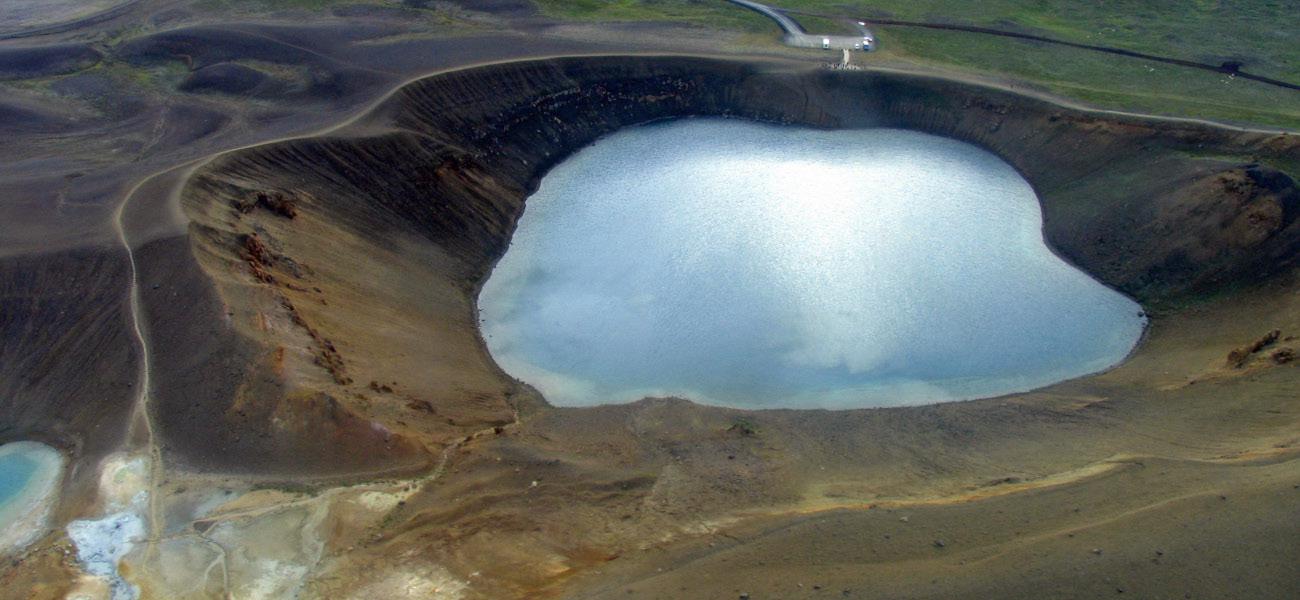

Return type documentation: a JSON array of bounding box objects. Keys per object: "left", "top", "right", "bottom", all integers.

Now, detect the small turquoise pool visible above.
[
  {"left": 0, "top": 441, "right": 64, "bottom": 552},
  {"left": 0, "top": 451, "right": 40, "bottom": 507}
]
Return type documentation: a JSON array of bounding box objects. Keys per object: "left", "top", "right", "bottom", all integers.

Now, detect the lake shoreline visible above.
[
  {"left": 0, "top": 442, "right": 65, "bottom": 555},
  {"left": 482, "top": 120, "right": 1145, "bottom": 409},
  {"left": 69, "top": 55, "right": 1296, "bottom": 597}
]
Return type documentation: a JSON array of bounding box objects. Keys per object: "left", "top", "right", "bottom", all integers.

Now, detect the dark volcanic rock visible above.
[
  {"left": 0, "top": 247, "right": 137, "bottom": 500},
  {"left": 0, "top": 43, "right": 101, "bottom": 81},
  {"left": 0, "top": 99, "right": 73, "bottom": 133},
  {"left": 1227, "top": 329, "right": 1282, "bottom": 367},
  {"left": 179, "top": 63, "right": 271, "bottom": 96},
  {"left": 116, "top": 26, "right": 385, "bottom": 104},
  {"left": 117, "top": 27, "right": 320, "bottom": 68},
  {"left": 444, "top": 0, "right": 538, "bottom": 17},
  {"left": 170, "top": 56, "right": 1299, "bottom": 474}
]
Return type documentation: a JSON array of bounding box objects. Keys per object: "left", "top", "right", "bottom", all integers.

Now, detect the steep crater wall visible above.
[{"left": 171, "top": 55, "right": 1299, "bottom": 475}]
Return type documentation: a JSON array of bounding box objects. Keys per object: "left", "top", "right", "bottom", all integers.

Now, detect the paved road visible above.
[{"left": 725, "top": 0, "right": 873, "bottom": 50}]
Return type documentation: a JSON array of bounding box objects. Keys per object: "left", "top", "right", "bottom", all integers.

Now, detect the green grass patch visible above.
[
  {"left": 1174, "top": 150, "right": 1300, "bottom": 183},
  {"left": 194, "top": 0, "right": 384, "bottom": 11},
  {"left": 789, "top": 14, "right": 859, "bottom": 36},
  {"left": 532, "top": 0, "right": 772, "bottom": 33},
  {"left": 870, "top": 25, "right": 1300, "bottom": 130},
  {"left": 537, "top": 1, "right": 1299, "bottom": 130},
  {"left": 776, "top": 0, "right": 1298, "bottom": 83}
]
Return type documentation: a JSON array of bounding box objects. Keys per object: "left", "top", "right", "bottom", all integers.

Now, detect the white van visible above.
[{"left": 822, "top": 37, "right": 830, "bottom": 49}]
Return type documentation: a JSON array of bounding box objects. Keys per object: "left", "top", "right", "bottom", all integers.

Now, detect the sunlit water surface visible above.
[{"left": 480, "top": 120, "right": 1145, "bottom": 409}]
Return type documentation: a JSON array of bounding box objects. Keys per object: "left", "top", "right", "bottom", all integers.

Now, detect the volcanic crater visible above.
[{"left": 146, "top": 55, "right": 1300, "bottom": 596}]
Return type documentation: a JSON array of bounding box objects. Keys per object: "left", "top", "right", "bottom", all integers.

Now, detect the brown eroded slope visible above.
[{"left": 145, "top": 56, "right": 1300, "bottom": 597}]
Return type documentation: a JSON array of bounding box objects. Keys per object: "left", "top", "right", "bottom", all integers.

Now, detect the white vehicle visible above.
[
  {"left": 862, "top": 36, "right": 874, "bottom": 50},
  {"left": 822, "top": 37, "right": 830, "bottom": 49}
]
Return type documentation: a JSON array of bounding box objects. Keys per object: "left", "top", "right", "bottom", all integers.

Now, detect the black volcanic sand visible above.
[
  {"left": 152, "top": 56, "right": 1300, "bottom": 598},
  {"left": 0, "top": 43, "right": 101, "bottom": 80},
  {"left": 0, "top": 14, "right": 707, "bottom": 592},
  {"left": 0, "top": 3, "right": 1296, "bottom": 591},
  {"left": 0, "top": 13, "right": 640, "bottom": 506}
]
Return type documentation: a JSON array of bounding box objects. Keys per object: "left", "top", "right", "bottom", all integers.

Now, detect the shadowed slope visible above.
[{"left": 167, "top": 56, "right": 1297, "bottom": 477}]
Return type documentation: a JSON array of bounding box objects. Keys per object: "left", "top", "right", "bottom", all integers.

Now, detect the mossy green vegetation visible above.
[
  {"left": 194, "top": 0, "right": 377, "bottom": 10},
  {"left": 532, "top": 0, "right": 772, "bottom": 32},
  {"left": 728, "top": 418, "right": 759, "bottom": 436},
  {"left": 534, "top": 0, "right": 1299, "bottom": 130},
  {"left": 248, "top": 479, "right": 325, "bottom": 496},
  {"left": 190, "top": 0, "right": 482, "bottom": 32},
  {"left": 782, "top": 0, "right": 1298, "bottom": 82},
  {"left": 789, "top": 14, "right": 859, "bottom": 36},
  {"left": 871, "top": 25, "right": 1300, "bottom": 131}
]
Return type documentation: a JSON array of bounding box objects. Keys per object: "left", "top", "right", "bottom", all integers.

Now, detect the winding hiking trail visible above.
[
  {"left": 112, "top": 170, "right": 167, "bottom": 561},
  {"left": 91, "top": 47, "right": 1297, "bottom": 596}
]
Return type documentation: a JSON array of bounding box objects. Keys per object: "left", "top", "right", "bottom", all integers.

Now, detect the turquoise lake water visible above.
[
  {"left": 479, "top": 119, "right": 1145, "bottom": 409},
  {"left": 0, "top": 452, "right": 39, "bottom": 508}
]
